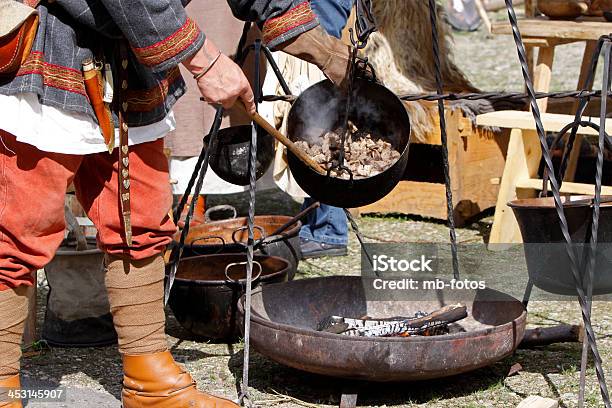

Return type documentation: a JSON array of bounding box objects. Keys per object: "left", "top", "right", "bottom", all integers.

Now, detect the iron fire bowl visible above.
[{"left": 239, "top": 276, "right": 526, "bottom": 382}]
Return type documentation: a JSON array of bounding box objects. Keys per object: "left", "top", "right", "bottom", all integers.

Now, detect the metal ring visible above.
[
  {"left": 188, "top": 236, "right": 226, "bottom": 254},
  {"left": 231, "top": 225, "right": 265, "bottom": 246},
  {"left": 224, "top": 260, "right": 262, "bottom": 283},
  {"left": 204, "top": 204, "right": 237, "bottom": 222}
]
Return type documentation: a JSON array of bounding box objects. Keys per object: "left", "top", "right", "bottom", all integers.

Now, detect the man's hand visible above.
[
  {"left": 276, "top": 27, "right": 351, "bottom": 87},
  {"left": 183, "top": 39, "right": 256, "bottom": 114}
]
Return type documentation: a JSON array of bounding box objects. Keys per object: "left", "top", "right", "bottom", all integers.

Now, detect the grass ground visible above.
[{"left": 23, "top": 190, "right": 612, "bottom": 407}]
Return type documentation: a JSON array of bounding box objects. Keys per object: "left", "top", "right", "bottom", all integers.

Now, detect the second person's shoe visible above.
[{"left": 300, "top": 238, "right": 348, "bottom": 259}]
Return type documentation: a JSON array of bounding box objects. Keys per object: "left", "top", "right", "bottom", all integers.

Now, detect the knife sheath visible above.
[{"left": 82, "top": 59, "right": 114, "bottom": 152}]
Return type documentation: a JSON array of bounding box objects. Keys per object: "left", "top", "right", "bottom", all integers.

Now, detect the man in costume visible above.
[{"left": 0, "top": 0, "right": 349, "bottom": 407}]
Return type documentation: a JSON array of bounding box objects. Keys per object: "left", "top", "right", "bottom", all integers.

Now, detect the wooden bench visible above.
[{"left": 476, "top": 110, "right": 612, "bottom": 245}]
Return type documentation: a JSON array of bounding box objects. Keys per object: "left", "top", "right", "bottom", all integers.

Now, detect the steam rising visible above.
[{"left": 289, "top": 80, "right": 402, "bottom": 149}]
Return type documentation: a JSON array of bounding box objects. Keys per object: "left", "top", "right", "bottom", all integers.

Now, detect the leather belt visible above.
[{"left": 117, "top": 42, "right": 132, "bottom": 246}]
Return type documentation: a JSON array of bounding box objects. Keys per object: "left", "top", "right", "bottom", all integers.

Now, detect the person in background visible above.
[{"left": 299, "top": 0, "right": 354, "bottom": 259}]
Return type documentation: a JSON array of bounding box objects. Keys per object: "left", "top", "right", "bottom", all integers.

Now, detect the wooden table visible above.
[
  {"left": 492, "top": 16, "right": 612, "bottom": 112},
  {"left": 485, "top": 16, "right": 612, "bottom": 245}
]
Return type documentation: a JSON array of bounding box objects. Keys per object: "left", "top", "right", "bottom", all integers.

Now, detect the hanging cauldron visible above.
[
  {"left": 286, "top": 79, "right": 411, "bottom": 208},
  {"left": 239, "top": 276, "right": 526, "bottom": 381},
  {"left": 509, "top": 196, "right": 612, "bottom": 295},
  {"left": 42, "top": 238, "right": 117, "bottom": 347},
  {"left": 173, "top": 215, "right": 301, "bottom": 280},
  {"left": 205, "top": 125, "right": 275, "bottom": 186},
  {"left": 166, "top": 254, "right": 289, "bottom": 340}
]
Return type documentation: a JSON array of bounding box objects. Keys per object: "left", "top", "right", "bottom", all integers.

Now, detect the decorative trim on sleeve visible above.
[
  {"left": 132, "top": 18, "right": 201, "bottom": 67},
  {"left": 126, "top": 67, "right": 182, "bottom": 112},
  {"left": 17, "top": 51, "right": 86, "bottom": 96},
  {"left": 262, "top": 1, "right": 317, "bottom": 46}
]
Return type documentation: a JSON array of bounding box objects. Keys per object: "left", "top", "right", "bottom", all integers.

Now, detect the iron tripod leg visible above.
[
  {"left": 522, "top": 279, "right": 533, "bottom": 308},
  {"left": 504, "top": 0, "right": 611, "bottom": 405}
]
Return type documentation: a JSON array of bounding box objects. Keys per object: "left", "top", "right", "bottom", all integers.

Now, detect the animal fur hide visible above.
[{"left": 364, "top": 0, "right": 494, "bottom": 141}]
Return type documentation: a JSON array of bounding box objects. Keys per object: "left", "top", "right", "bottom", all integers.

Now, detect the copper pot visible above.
[
  {"left": 172, "top": 215, "right": 302, "bottom": 280},
  {"left": 537, "top": 0, "right": 589, "bottom": 19}
]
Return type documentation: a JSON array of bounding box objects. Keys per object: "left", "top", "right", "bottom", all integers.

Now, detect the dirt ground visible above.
[{"left": 20, "top": 8, "right": 612, "bottom": 408}]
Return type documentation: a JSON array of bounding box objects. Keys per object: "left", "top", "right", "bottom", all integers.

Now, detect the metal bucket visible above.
[
  {"left": 166, "top": 253, "right": 289, "bottom": 340},
  {"left": 42, "top": 239, "right": 117, "bottom": 347},
  {"left": 509, "top": 195, "right": 612, "bottom": 295},
  {"left": 239, "top": 276, "right": 526, "bottom": 381},
  {"left": 286, "top": 79, "right": 411, "bottom": 208}
]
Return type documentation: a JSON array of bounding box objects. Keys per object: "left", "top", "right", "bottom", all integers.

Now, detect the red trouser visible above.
[{"left": 0, "top": 130, "right": 176, "bottom": 290}]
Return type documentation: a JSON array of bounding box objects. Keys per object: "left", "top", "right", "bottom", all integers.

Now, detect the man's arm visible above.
[
  {"left": 94, "top": 0, "right": 205, "bottom": 73},
  {"left": 227, "top": 0, "right": 319, "bottom": 49},
  {"left": 65, "top": 0, "right": 256, "bottom": 112},
  {"left": 227, "top": 0, "right": 350, "bottom": 86}
]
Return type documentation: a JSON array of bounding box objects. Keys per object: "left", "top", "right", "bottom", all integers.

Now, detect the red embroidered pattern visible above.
[
  {"left": 132, "top": 18, "right": 201, "bottom": 67},
  {"left": 17, "top": 52, "right": 181, "bottom": 114},
  {"left": 126, "top": 67, "right": 182, "bottom": 112},
  {"left": 17, "top": 52, "right": 86, "bottom": 95},
  {"left": 262, "top": 1, "right": 316, "bottom": 45}
]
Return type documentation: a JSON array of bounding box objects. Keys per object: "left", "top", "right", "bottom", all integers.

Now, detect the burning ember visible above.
[
  {"left": 294, "top": 121, "right": 401, "bottom": 179},
  {"left": 317, "top": 304, "right": 467, "bottom": 338}
]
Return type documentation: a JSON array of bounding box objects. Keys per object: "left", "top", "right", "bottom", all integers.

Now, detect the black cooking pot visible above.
[
  {"left": 286, "top": 79, "right": 411, "bottom": 208},
  {"left": 509, "top": 196, "right": 612, "bottom": 295},
  {"left": 173, "top": 215, "right": 301, "bottom": 280},
  {"left": 166, "top": 254, "right": 289, "bottom": 340},
  {"left": 205, "top": 125, "right": 275, "bottom": 186}
]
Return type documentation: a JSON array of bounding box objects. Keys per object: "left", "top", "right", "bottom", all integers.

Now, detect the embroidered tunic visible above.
[{"left": 0, "top": 0, "right": 319, "bottom": 128}]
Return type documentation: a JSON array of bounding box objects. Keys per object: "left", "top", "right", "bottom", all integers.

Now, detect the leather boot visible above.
[
  {"left": 121, "top": 350, "right": 238, "bottom": 408},
  {"left": 0, "top": 375, "right": 22, "bottom": 408},
  {"left": 276, "top": 26, "right": 351, "bottom": 86}
]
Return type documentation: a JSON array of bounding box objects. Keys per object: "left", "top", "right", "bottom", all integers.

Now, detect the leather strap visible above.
[{"left": 117, "top": 42, "right": 132, "bottom": 246}]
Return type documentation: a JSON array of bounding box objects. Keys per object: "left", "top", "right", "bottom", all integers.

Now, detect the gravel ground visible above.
[
  {"left": 19, "top": 11, "right": 612, "bottom": 408},
  {"left": 453, "top": 9, "right": 604, "bottom": 92}
]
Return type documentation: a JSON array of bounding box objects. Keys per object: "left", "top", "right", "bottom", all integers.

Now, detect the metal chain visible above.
[
  {"left": 263, "top": 89, "right": 610, "bottom": 103},
  {"left": 504, "top": 1, "right": 611, "bottom": 406},
  {"left": 540, "top": 36, "right": 604, "bottom": 195},
  {"left": 556, "top": 38, "right": 605, "bottom": 185},
  {"left": 399, "top": 89, "right": 609, "bottom": 102},
  {"left": 239, "top": 39, "right": 262, "bottom": 408},
  {"left": 343, "top": 209, "right": 378, "bottom": 276},
  {"left": 580, "top": 41, "right": 612, "bottom": 408},
  {"left": 428, "top": 0, "right": 460, "bottom": 280},
  {"left": 165, "top": 108, "right": 223, "bottom": 305},
  {"left": 239, "top": 119, "right": 257, "bottom": 407}
]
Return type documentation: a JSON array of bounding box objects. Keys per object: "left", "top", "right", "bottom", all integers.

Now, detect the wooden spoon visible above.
[{"left": 234, "top": 100, "right": 327, "bottom": 175}]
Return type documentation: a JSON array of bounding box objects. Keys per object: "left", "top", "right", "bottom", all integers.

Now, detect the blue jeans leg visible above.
[
  {"left": 299, "top": 1, "right": 352, "bottom": 246},
  {"left": 310, "top": 0, "right": 353, "bottom": 38},
  {"left": 299, "top": 198, "right": 348, "bottom": 246}
]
